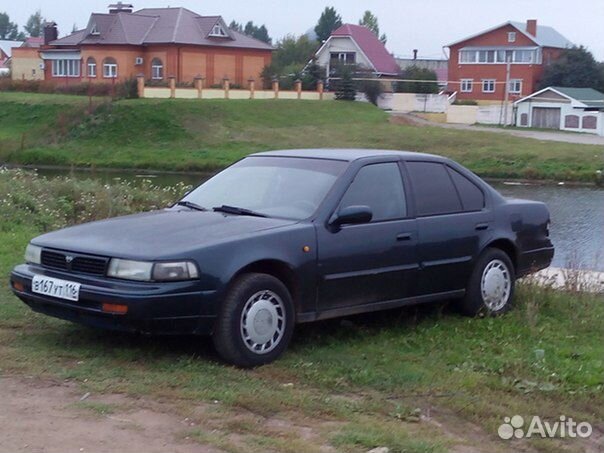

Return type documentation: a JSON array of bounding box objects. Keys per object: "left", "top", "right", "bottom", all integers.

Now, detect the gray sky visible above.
[{"left": 2, "top": 0, "right": 603, "bottom": 60}]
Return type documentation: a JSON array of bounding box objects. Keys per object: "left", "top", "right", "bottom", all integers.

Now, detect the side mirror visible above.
[{"left": 331, "top": 205, "right": 373, "bottom": 227}]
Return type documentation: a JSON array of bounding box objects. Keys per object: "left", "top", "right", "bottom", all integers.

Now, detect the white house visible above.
[
  {"left": 514, "top": 86, "right": 604, "bottom": 136},
  {"left": 313, "top": 24, "right": 400, "bottom": 80}
]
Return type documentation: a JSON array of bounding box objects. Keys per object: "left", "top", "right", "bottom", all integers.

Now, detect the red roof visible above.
[
  {"left": 24, "top": 37, "right": 43, "bottom": 48},
  {"left": 331, "top": 24, "right": 399, "bottom": 75}
]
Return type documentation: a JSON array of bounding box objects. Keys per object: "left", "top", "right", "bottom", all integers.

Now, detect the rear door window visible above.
[{"left": 406, "top": 161, "right": 462, "bottom": 216}]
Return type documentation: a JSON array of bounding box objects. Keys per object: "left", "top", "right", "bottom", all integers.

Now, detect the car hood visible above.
[{"left": 32, "top": 209, "right": 297, "bottom": 260}]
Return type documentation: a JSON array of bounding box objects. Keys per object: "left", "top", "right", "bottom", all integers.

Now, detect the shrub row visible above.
[{"left": 0, "top": 78, "right": 139, "bottom": 99}]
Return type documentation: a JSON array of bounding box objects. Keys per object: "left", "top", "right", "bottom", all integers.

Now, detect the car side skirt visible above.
[{"left": 297, "top": 289, "right": 465, "bottom": 323}]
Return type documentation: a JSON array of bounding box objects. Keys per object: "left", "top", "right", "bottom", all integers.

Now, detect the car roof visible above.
[{"left": 250, "top": 148, "right": 445, "bottom": 162}]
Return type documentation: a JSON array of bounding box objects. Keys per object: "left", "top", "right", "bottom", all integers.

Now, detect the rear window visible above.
[
  {"left": 447, "top": 167, "right": 485, "bottom": 212},
  {"left": 406, "top": 161, "right": 462, "bottom": 216}
]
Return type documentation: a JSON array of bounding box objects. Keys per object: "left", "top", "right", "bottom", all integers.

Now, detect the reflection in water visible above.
[{"left": 34, "top": 168, "right": 604, "bottom": 271}]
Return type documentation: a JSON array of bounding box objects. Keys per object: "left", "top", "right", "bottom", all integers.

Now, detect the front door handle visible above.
[
  {"left": 475, "top": 223, "right": 489, "bottom": 231},
  {"left": 396, "top": 232, "right": 412, "bottom": 241}
]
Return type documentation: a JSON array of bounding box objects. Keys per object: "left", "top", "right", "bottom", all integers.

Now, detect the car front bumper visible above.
[{"left": 10, "top": 264, "right": 219, "bottom": 335}]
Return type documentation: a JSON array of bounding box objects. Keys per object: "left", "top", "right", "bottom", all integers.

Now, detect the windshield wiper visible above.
[
  {"left": 174, "top": 201, "right": 207, "bottom": 212},
  {"left": 213, "top": 205, "right": 268, "bottom": 218}
]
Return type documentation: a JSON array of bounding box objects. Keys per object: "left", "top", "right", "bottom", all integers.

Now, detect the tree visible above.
[
  {"left": 314, "top": 7, "right": 342, "bottom": 43},
  {"left": 395, "top": 66, "right": 439, "bottom": 94},
  {"left": 242, "top": 21, "right": 271, "bottom": 44},
  {"left": 359, "top": 10, "right": 386, "bottom": 44},
  {"left": 599, "top": 62, "right": 604, "bottom": 94},
  {"left": 539, "top": 46, "right": 603, "bottom": 91},
  {"left": 228, "top": 20, "right": 243, "bottom": 33},
  {"left": 0, "top": 12, "right": 20, "bottom": 40},
  {"left": 272, "top": 34, "right": 318, "bottom": 69},
  {"left": 24, "top": 10, "right": 44, "bottom": 37},
  {"left": 332, "top": 64, "right": 357, "bottom": 101}
]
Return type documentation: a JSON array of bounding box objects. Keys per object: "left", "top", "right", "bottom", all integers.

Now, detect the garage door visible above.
[{"left": 532, "top": 107, "right": 561, "bottom": 129}]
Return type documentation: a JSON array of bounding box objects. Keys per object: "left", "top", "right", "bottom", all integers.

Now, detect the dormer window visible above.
[
  {"left": 508, "top": 32, "right": 516, "bottom": 43},
  {"left": 90, "top": 23, "right": 100, "bottom": 35},
  {"left": 210, "top": 24, "right": 227, "bottom": 37}
]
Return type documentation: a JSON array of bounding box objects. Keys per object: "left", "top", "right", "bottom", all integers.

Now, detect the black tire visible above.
[
  {"left": 458, "top": 248, "right": 515, "bottom": 316},
  {"left": 212, "top": 273, "right": 295, "bottom": 367}
]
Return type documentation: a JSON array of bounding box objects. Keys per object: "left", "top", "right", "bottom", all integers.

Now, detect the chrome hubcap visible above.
[
  {"left": 481, "top": 259, "right": 511, "bottom": 311},
  {"left": 240, "top": 290, "right": 285, "bottom": 354}
]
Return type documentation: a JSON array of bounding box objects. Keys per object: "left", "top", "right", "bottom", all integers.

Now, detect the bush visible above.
[
  {"left": 453, "top": 99, "right": 478, "bottom": 105},
  {"left": 0, "top": 78, "right": 138, "bottom": 99},
  {"left": 358, "top": 79, "right": 384, "bottom": 106},
  {"left": 395, "top": 66, "right": 439, "bottom": 94}
]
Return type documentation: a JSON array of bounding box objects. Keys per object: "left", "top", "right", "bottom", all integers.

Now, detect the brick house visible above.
[
  {"left": 446, "top": 20, "right": 573, "bottom": 102},
  {"left": 37, "top": 3, "right": 273, "bottom": 87}
]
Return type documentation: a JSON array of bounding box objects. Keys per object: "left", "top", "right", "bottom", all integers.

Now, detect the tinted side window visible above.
[
  {"left": 339, "top": 163, "right": 407, "bottom": 221},
  {"left": 447, "top": 167, "right": 485, "bottom": 212},
  {"left": 406, "top": 162, "right": 462, "bottom": 216}
]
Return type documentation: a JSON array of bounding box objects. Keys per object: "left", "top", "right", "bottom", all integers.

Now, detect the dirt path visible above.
[
  {"left": 389, "top": 113, "right": 604, "bottom": 145},
  {"left": 0, "top": 376, "right": 218, "bottom": 453}
]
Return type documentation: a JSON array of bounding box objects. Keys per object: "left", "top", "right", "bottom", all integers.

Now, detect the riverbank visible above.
[{"left": 0, "top": 92, "right": 602, "bottom": 182}]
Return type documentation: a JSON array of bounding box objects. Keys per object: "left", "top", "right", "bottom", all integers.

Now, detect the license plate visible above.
[{"left": 32, "top": 275, "right": 81, "bottom": 302}]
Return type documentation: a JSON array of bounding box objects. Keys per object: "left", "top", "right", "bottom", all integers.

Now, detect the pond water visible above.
[{"left": 34, "top": 167, "right": 604, "bottom": 271}]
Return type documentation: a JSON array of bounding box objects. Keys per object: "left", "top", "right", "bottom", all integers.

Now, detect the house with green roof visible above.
[{"left": 514, "top": 86, "right": 604, "bottom": 136}]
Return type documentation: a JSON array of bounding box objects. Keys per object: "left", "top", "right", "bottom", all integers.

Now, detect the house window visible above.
[
  {"left": 459, "top": 50, "right": 477, "bottom": 63},
  {"left": 508, "top": 32, "right": 516, "bottom": 43},
  {"left": 330, "top": 52, "right": 356, "bottom": 65},
  {"left": 90, "top": 23, "right": 100, "bottom": 35},
  {"left": 86, "top": 57, "right": 96, "bottom": 77},
  {"left": 482, "top": 79, "right": 496, "bottom": 93},
  {"left": 508, "top": 79, "right": 522, "bottom": 94},
  {"left": 460, "top": 79, "right": 473, "bottom": 92},
  {"left": 460, "top": 48, "right": 535, "bottom": 64},
  {"left": 210, "top": 24, "right": 227, "bottom": 37},
  {"left": 513, "top": 50, "right": 533, "bottom": 63},
  {"left": 151, "top": 58, "right": 163, "bottom": 80},
  {"left": 51, "top": 59, "right": 81, "bottom": 77},
  {"left": 103, "top": 57, "right": 117, "bottom": 78}
]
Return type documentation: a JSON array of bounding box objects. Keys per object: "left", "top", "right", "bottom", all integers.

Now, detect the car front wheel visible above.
[
  {"left": 459, "top": 248, "right": 515, "bottom": 316},
  {"left": 212, "top": 273, "right": 294, "bottom": 367}
]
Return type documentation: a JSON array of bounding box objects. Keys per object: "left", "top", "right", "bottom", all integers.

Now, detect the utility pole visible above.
[{"left": 502, "top": 57, "right": 511, "bottom": 127}]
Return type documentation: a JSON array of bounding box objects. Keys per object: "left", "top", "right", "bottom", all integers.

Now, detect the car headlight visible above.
[
  {"left": 107, "top": 259, "right": 199, "bottom": 282},
  {"left": 107, "top": 259, "right": 153, "bottom": 281},
  {"left": 25, "top": 244, "right": 42, "bottom": 264}
]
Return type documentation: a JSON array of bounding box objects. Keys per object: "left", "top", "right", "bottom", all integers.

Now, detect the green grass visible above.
[
  {"left": 0, "top": 170, "right": 602, "bottom": 452},
  {"left": 1, "top": 92, "right": 602, "bottom": 182}
]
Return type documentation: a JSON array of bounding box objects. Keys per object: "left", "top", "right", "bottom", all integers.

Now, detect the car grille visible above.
[{"left": 40, "top": 250, "right": 108, "bottom": 276}]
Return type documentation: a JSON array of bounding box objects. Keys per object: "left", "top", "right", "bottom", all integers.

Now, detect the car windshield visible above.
[{"left": 181, "top": 156, "right": 347, "bottom": 220}]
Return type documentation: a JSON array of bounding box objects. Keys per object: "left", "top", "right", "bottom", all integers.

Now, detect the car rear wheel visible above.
[
  {"left": 459, "top": 248, "right": 515, "bottom": 316},
  {"left": 212, "top": 273, "right": 294, "bottom": 367}
]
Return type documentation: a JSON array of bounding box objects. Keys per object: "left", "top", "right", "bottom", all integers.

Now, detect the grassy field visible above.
[
  {"left": 0, "top": 92, "right": 602, "bottom": 182},
  {"left": 0, "top": 170, "right": 602, "bottom": 452}
]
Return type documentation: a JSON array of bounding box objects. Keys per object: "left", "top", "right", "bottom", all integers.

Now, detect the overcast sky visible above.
[{"left": 2, "top": 0, "right": 603, "bottom": 60}]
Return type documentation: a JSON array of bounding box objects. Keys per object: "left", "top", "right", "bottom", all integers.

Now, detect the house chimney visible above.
[
  {"left": 413, "top": 49, "right": 418, "bottom": 60},
  {"left": 526, "top": 19, "right": 537, "bottom": 37},
  {"left": 109, "top": 2, "right": 133, "bottom": 14},
  {"left": 43, "top": 22, "right": 58, "bottom": 45}
]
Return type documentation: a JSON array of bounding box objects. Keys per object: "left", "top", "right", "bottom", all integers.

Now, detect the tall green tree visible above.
[
  {"left": 228, "top": 20, "right": 243, "bottom": 33},
  {"left": 314, "top": 7, "right": 342, "bottom": 43},
  {"left": 24, "top": 10, "right": 44, "bottom": 37},
  {"left": 539, "top": 46, "right": 603, "bottom": 90},
  {"left": 359, "top": 10, "right": 386, "bottom": 44},
  {"left": 243, "top": 21, "right": 271, "bottom": 44},
  {"left": 272, "top": 34, "right": 318, "bottom": 69},
  {"left": 0, "top": 12, "right": 20, "bottom": 40}
]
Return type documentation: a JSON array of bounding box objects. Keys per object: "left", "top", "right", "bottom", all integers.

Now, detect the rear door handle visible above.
[
  {"left": 396, "top": 232, "right": 412, "bottom": 241},
  {"left": 475, "top": 223, "right": 489, "bottom": 231}
]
